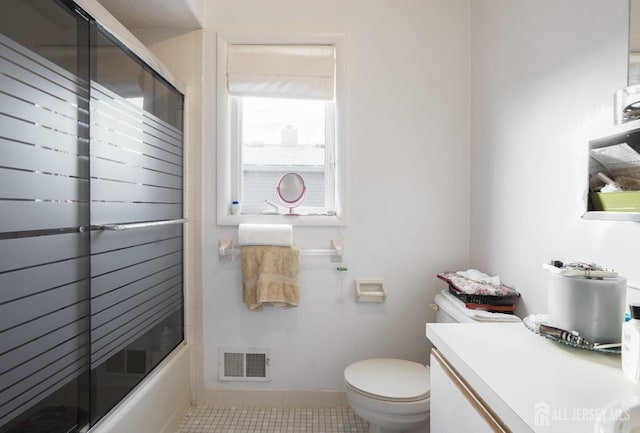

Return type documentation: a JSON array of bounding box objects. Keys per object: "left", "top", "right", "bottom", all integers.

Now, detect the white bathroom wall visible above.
[
  {"left": 201, "top": 0, "right": 471, "bottom": 393},
  {"left": 468, "top": 0, "right": 637, "bottom": 316}
]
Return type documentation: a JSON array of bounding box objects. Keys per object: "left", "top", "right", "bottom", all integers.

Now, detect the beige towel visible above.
[{"left": 241, "top": 245, "right": 300, "bottom": 311}]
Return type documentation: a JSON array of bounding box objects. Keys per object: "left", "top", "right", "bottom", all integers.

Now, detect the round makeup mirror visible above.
[{"left": 277, "top": 172, "right": 307, "bottom": 215}]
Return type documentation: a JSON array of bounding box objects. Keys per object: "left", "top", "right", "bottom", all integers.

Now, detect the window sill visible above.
[{"left": 217, "top": 214, "right": 344, "bottom": 227}]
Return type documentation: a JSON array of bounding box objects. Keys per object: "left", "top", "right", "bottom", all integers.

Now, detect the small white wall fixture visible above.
[{"left": 355, "top": 279, "right": 387, "bottom": 302}]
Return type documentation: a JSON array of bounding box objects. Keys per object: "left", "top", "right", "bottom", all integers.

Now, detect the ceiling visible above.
[{"left": 97, "top": 0, "right": 202, "bottom": 30}]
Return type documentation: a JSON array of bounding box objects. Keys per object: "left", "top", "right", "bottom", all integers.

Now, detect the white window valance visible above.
[{"left": 226, "top": 44, "right": 335, "bottom": 100}]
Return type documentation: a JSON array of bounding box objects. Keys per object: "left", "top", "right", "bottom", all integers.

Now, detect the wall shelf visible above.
[
  {"left": 584, "top": 123, "right": 640, "bottom": 222},
  {"left": 582, "top": 211, "right": 640, "bottom": 221}
]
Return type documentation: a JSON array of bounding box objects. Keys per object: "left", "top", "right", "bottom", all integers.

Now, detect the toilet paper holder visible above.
[{"left": 355, "top": 279, "right": 387, "bottom": 303}]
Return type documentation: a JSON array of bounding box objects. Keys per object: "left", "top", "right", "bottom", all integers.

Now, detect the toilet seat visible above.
[{"left": 344, "top": 359, "right": 430, "bottom": 402}]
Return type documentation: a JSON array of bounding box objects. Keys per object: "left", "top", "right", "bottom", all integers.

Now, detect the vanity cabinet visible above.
[
  {"left": 430, "top": 349, "right": 509, "bottom": 433},
  {"left": 427, "top": 323, "right": 640, "bottom": 433}
]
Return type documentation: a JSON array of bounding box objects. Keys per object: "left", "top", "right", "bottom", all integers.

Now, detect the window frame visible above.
[{"left": 217, "top": 32, "right": 346, "bottom": 227}]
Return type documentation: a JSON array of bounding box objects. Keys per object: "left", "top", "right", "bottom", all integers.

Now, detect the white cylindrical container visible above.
[
  {"left": 622, "top": 305, "right": 640, "bottom": 383},
  {"left": 547, "top": 273, "right": 626, "bottom": 343},
  {"left": 231, "top": 200, "right": 241, "bottom": 215}
]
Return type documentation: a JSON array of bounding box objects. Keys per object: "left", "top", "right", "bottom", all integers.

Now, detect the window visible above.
[
  {"left": 235, "top": 96, "right": 334, "bottom": 215},
  {"left": 217, "top": 34, "right": 345, "bottom": 226}
]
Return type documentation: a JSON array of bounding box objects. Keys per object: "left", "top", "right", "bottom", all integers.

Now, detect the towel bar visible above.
[
  {"left": 100, "top": 218, "right": 187, "bottom": 231},
  {"left": 218, "top": 239, "right": 343, "bottom": 262}
]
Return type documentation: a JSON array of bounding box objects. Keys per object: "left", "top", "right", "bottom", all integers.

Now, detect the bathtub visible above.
[{"left": 89, "top": 344, "right": 191, "bottom": 433}]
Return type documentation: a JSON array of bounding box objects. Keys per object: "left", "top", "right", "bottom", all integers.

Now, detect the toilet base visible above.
[
  {"left": 368, "top": 421, "right": 430, "bottom": 433},
  {"left": 346, "top": 387, "right": 430, "bottom": 433}
]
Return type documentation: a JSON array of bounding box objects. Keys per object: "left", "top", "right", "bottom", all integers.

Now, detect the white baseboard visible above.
[{"left": 198, "top": 388, "right": 349, "bottom": 408}]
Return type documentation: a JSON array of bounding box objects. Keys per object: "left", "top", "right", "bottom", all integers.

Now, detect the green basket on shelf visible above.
[{"left": 590, "top": 191, "right": 640, "bottom": 212}]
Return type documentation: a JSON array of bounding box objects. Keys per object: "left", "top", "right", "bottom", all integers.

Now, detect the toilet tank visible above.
[
  {"left": 436, "top": 306, "right": 459, "bottom": 323},
  {"left": 433, "top": 293, "right": 474, "bottom": 323}
]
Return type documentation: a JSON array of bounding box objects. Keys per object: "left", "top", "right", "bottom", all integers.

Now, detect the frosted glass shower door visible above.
[
  {"left": 88, "top": 25, "right": 185, "bottom": 423},
  {"left": 0, "top": 1, "right": 185, "bottom": 431},
  {"left": 0, "top": 1, "right": 92, "bottom": 432}
]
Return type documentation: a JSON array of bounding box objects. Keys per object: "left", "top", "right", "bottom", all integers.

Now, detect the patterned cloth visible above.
[
  {"left": 437, "top": 271, "right": 520, "bottom": 297},
  {"left": 241, "top": 245, "right": 300, "bottom": 311}
]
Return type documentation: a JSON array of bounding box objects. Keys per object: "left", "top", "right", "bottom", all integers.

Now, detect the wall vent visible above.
[{"left": 219, "top": 348, "right": 271, "bottom": 381}]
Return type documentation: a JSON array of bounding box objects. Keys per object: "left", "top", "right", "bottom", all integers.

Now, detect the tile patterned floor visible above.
[{"left": 176, "top": 407, "right": 369, "bottom": 433}]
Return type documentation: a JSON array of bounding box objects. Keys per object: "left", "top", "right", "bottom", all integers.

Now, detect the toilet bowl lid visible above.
[{"left": 344, "top": 359, "right": 430, "bottom": 402}]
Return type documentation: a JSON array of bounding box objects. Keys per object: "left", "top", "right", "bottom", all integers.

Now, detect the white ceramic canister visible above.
[{"left": 547, "top": 273, "right": 626, "bottom": 343}]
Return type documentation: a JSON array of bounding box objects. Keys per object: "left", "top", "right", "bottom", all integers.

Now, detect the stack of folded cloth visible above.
[{"left": 437, "top": 269, "right": 520, "bottom": 313}]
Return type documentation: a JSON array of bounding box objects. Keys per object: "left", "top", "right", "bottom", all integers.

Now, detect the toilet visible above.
[{"left": 343, "top": 289, "right": 521, "bottom": 433}]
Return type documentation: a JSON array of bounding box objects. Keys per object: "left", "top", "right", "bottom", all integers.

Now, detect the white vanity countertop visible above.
[{"left": 427, "top": 323, "right": 640, "bottom": 433}]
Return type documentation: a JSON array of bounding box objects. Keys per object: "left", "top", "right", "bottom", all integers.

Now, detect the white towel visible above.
[
  {"left": 238, "top": 223, "right": 293, "bottom": 246},
  {"left": 455, "top": 269, "right": 501, "bottom": 286}
]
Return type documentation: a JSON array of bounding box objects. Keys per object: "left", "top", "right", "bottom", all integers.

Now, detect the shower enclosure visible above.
[{"left": 0, "top": 1, "right": 185, "bottom": 431}]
